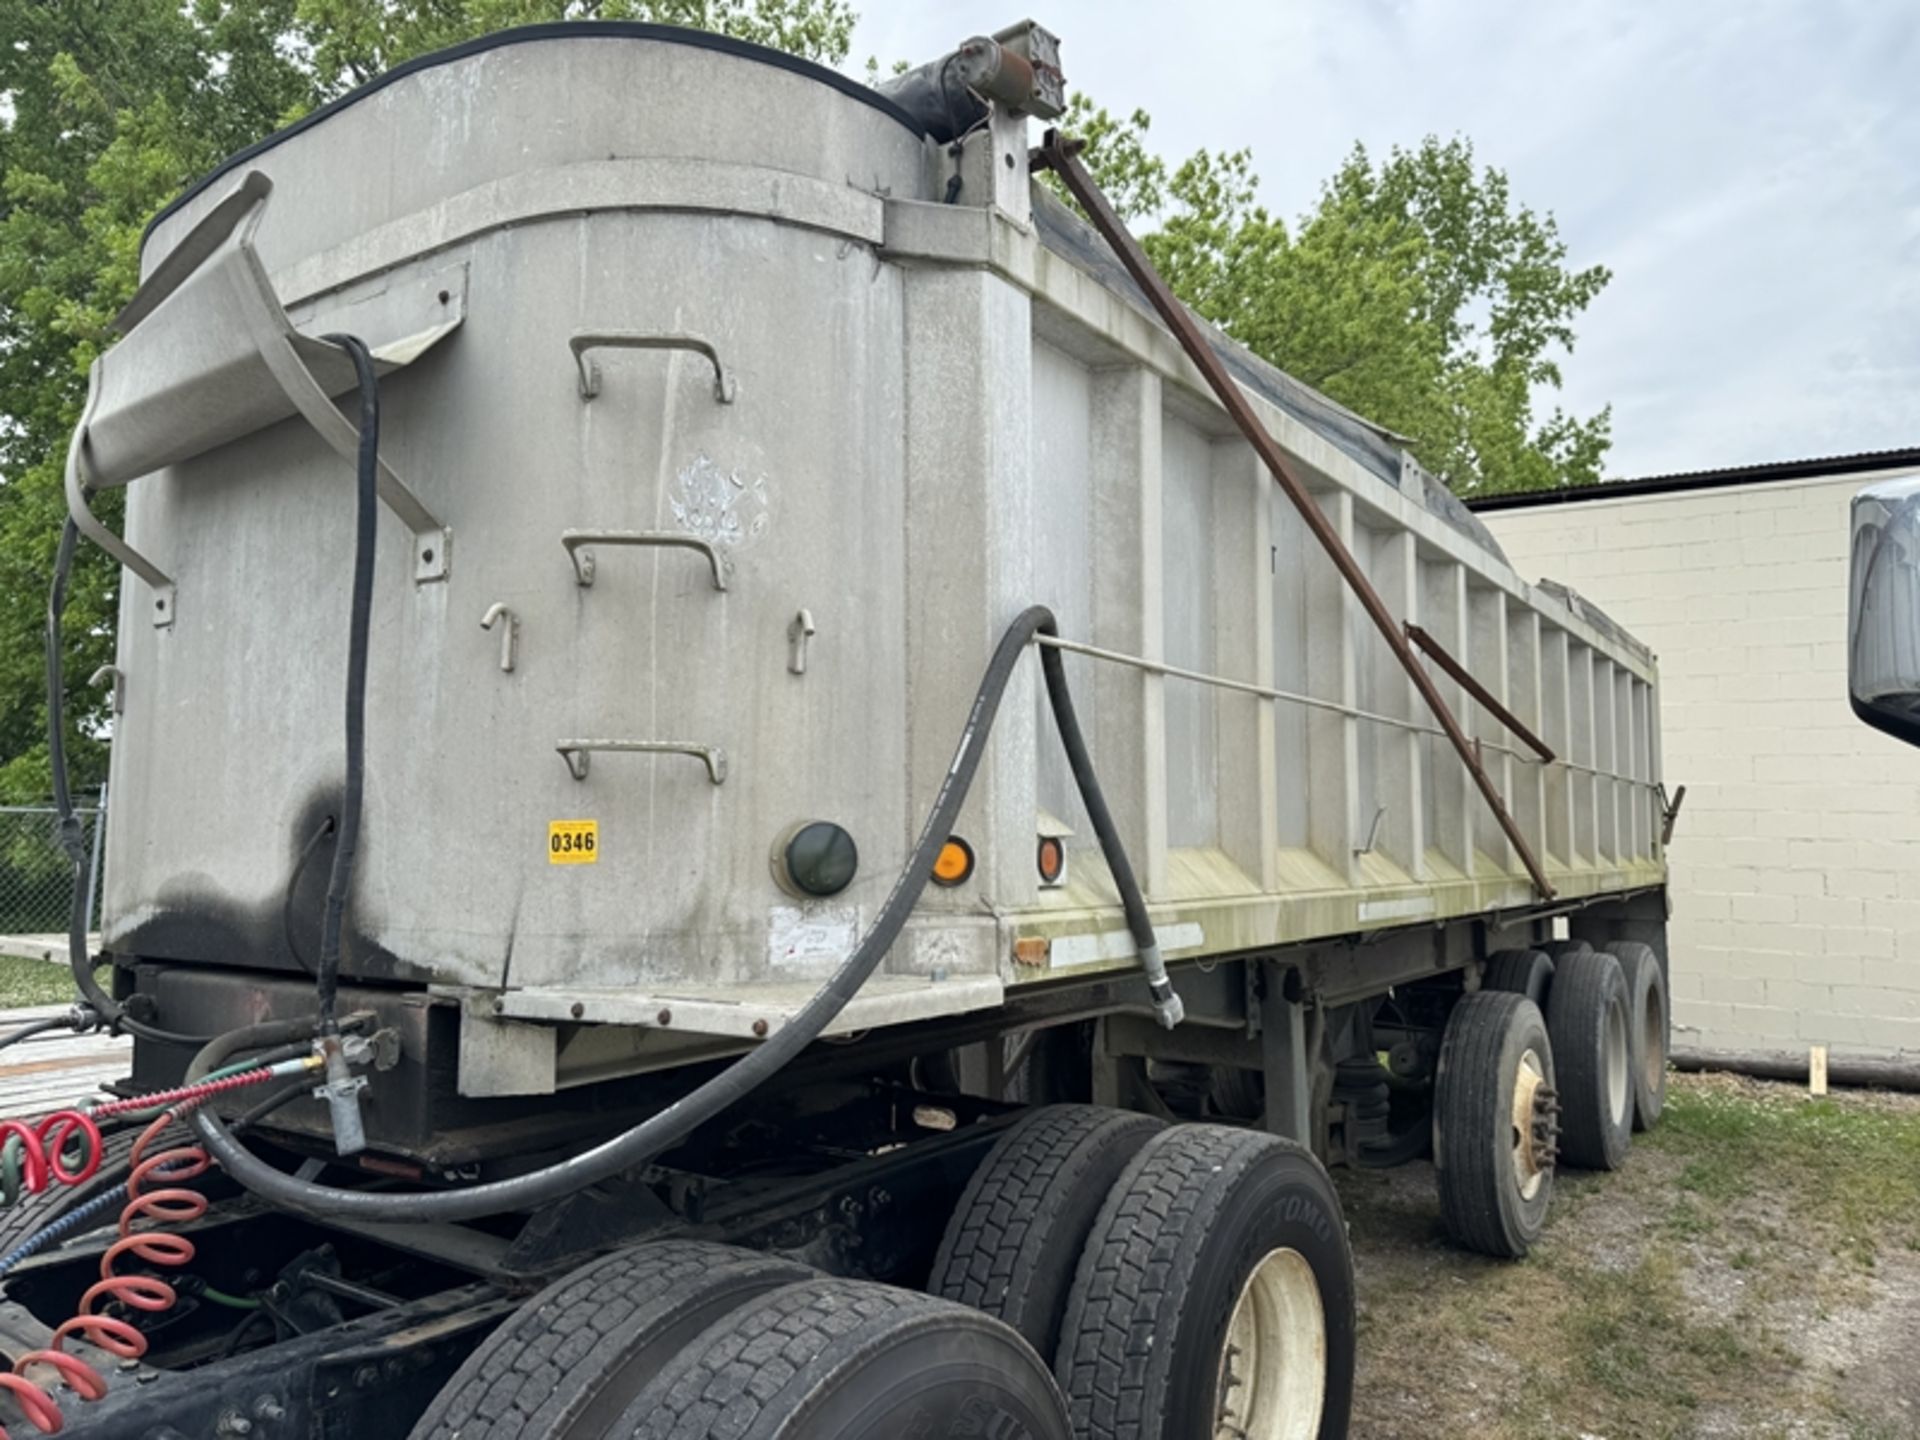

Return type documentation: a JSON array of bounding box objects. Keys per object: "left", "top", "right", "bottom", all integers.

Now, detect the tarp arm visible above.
[{"left": 64, "top": 170, "right": 459, "bottom": 626}]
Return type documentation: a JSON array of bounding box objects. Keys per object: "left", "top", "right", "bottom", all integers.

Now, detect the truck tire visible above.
[
  {"left": 929, "top": 1105, "right": 1162, "bottom": 1359},
  {"left": 1546, "top": 950, "right": 1634, "bottom": 1170},
  {"left": 1207, "top": 1064, "right": 1264, "bottom": 1121},
  {"left": 1482, "top": 948, "right": 1554, "bottom": 1007},
  {"left": 1610, "top": 940, "right": 1669, "bottom": 1130},
  {"left": 1055, "top": 1124, "right": 1354, "bottom": 1440},
  {"left": 1434, "top": 992, "right": 1557, "bottom": 1259},
  {"left": 408, "top": 1241, "right": 813, "bottom": 1440},
  {"left": 0, "top": 1127, "right": 137, "bottom": 1257},
  {"left": 615, "top": 1278, "right": 1069, "bottom": 1440}
]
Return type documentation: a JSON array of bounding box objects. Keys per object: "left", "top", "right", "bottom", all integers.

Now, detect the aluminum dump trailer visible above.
[{"left": 11, "top": 21, "right": 1672, "bottom": 1440}]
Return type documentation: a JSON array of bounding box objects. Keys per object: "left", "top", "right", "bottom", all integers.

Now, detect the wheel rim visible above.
[
  {"left": 1215, "top": 1246, "right": 1326, "bottom": 1440},
  {"left": 1509, "top": 1046, "right": 1551, "bottom": 1201},
  {"left": 1605, "top": 997, "right": 1631, "bottom": 1125},
  {"left": 1640, "top": 987, "right": 1665, "bottom": 1093}
]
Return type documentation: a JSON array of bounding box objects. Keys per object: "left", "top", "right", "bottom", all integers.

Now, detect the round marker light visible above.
[
  {"left": 1036, "top": 835, "right": 1066, "bottom": 887},
  {"left": 931, "top": 837, "right": 976, "bottom": 887},
  {"left": 773, "top": 821, "right": 859, "bottom": 899}
]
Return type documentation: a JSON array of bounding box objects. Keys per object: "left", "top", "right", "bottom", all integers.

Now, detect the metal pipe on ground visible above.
[{"left": 1671, "top": 1046, "right": 1920, "bottom": 1095}]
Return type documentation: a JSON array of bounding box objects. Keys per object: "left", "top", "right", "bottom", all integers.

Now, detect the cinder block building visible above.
[{"left": 1477, "top": 450, "right": 1920, "bottom": 1063}]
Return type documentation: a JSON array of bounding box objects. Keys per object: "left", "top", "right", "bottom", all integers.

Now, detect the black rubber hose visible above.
[
  {"left": 189, "top": 606, "right": 1170, "bottom": 1222},
  {"left": 312, "top": 334, "right": 379, "bottom": 1035},
  {"left": 1036, "top": 640, "right": 1180, "bottom": 1023},
  {"left": 0, "top": 1018, "right": 70, "bottom": 1053},
  {"left": 281, "top": 816, "right": 335, "bottom": 976},
  {"left": 45, "top": 518, "right": 208, "bottom": 1047}
]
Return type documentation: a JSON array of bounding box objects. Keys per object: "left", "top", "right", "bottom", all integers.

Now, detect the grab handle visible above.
[
  {"left": 570, "top": 332, "right": 735, "bottom": 404},
  {"left": 557, "top": 740, "right": 728, "bottom": 785},
  {"left": 561, "top": 530, "right": 728, "bottom": 591}
]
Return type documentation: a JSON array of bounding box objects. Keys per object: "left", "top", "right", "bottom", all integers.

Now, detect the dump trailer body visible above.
[
  {"left": 14, "top": 25, "right": 1678, "bottom": 1440},
  {"left": 87, "top": 26, "right": 1666, "bottom": 1102}
]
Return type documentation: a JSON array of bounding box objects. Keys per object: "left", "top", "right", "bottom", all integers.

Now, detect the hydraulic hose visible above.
[
  {"left": 312, "top": 334, "right": 380, "bottom": 1035},
  {"left": 1035, "top": 639, "right": 1181, "bottom": 1025},
  {"left": 281, "top": 817, "right": 335, "bottom": 976},
  {"left": 0, "top": 1018, "right": 72, "bottom": 1054},
  {"left": 188, "top": 606, "right": 1176, "bottom": 1223}
]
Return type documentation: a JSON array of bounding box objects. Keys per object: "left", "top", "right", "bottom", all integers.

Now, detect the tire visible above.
[
  {"left": 929, "top": 1105, "right": 1163, "bottom": 1360},
  {"left": 1434, "top": 992, "right": 1557, "bottom": 1259},
  {"left": 614, "top": 1278, "right": 1069, "bottom": 1440},
  {"left": 918, "top": 1024, "right": 1094, "bottom": 1107},
  {"left": 1207, "top": 1065, "right": 1264, "bottom": 1121},
  {"left": 0, "top": 1127, "right": 137, "bottom": 1256},
  {"left": 1353, "top": 1082, "right": 1432, "bottom": 1169},
  {"left": 1010, "top": 1022, "right": 1095, "bottom": 1106},
  {"left": 1482, "top": 948, "right": 1554, "bottom": 1008},
  {"left": 1546, "top": 950, "right": 1634, "bottom": 1171},
  {"left": 409, "top": 1241, "right": 813, "bottom": 1440},
  {"left": 1056, "top": 1124, "right": 1354, "bottom": 1440},
  {"left": 1610, "top": 941, "right": 1669, "bottom": 1131}
]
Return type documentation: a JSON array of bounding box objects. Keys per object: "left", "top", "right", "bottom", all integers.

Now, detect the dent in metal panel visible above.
[
  {"left": 1270, "top": 487, "right": 1310, "bottom": 849},
  {"left": 1569, "top": 643, "right": 1597, "bottom": 860},
  {"left": 669, "top": 453, "right": 770, "bottom": 549},
  {"left": 1030, "top": 341, "right": 1095, "bottom": 841},
  {"left": 1351, "top": 525, "right": 1386, "bottom": 854},
  {"left": 1161, "top": 415, "right": 1218, "bottom": 849},
  {"left": 1506, "top": 602, "right": 1546, "bottom": 860},
  {"left": 1418, "top": 557, "right": 1469, "bottom": 873}
]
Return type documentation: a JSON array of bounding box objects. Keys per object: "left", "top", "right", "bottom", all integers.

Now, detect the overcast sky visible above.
[{"left": 852, "top": 2, "right": 1920, "bottom": 480}]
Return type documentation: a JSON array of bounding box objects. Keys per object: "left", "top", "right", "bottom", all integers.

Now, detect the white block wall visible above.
[{"left": 1486, "top": 467, "right": 1920, "bottom": 1061}]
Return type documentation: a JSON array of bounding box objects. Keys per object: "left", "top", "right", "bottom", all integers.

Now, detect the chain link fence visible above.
[{"left": 0, "top": 800, "right": 105, "bottom": 936}]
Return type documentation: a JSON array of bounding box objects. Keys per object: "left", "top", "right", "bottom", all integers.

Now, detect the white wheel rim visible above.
[
  {"left": 1215, "top": 1246, "right": 1326, "bottom": 1440},
  {"left": 1640, "top": 987, "right": 1665, "bottom": 1093},
  {"left": 1510, "top": 1046, "right": 1548, "bottom": 1201},
  {"left": 1605, "top": 998, "right": 1631, "bottom": 1125}
]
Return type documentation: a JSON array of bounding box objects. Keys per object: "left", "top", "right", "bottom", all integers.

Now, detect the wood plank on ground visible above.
[{"left": 0, "top": 1005, "right": 129, "bottom": 1120}]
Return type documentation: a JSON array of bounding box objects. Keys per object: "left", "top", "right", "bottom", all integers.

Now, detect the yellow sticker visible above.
[{"left": 548, "top": 819, "right": 599, "bottom": 865}]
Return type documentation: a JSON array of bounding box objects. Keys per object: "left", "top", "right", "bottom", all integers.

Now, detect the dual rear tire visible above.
[
  {"left": 417, "top": 1111, "right": 1353, "bottom": 1440},
  {"left": 1485, "top": 941, "right": 1668, "bottom": 1139},
  {"left": 1444, "top": 940, "right": 1670, "bottom": 1258},
  {"left": 935, "top": 1107, "right": 1355, "bottom": 1439},
  {"left": 1547, "top": 949, "right": 1635, "bottom": 1170},
  {"left": 412, "top": 1241, "right": 1065, "bottom": 1440}
]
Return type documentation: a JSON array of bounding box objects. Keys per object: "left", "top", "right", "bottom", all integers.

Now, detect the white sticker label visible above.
[{"left": 768, "top": 905, "right": 860, "bottom": 975}]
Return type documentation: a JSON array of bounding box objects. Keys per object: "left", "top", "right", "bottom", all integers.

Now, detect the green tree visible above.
[
  {"left": 291, "top": 0, "right": 853, "bottom": 91},
  {"left": 1058, "top": 99, "right": 1612, "bottom": 497},
  {"left": 0, "top": 0, "right": 852, "bottom": 802}
]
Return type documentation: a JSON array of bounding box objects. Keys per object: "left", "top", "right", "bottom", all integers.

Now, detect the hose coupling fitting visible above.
[{"left": 1140, "top": 947, "right": 1184, "bottom": 1030}]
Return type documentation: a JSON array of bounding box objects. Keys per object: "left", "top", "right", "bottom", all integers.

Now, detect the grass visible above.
[
  {"left": 0, "top": 955, "right": 82, "bottom": 1009},
  {"left": 1646, "top": 1077, "right": 1920, "bottom": 1268},
  {"left": 1344, "top": 1073, "right": 1920, "bottom": 1439}
]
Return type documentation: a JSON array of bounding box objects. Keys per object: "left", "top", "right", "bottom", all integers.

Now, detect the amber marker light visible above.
[
  {"left": 1037, "top": 835, "right": 1066, "bottom": 887},
  {"left": 931, "top": 837, "right": 975, "bottom": 887}
]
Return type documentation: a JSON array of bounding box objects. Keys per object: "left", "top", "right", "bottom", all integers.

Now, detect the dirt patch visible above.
[{"left": 1339, "top": 1073, "right": 1920, "bottom": 1439}]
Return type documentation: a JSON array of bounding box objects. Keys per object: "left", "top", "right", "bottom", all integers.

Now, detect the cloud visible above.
[{"left": 853, "top": 2, "right": 1920, "bottom": 477}]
